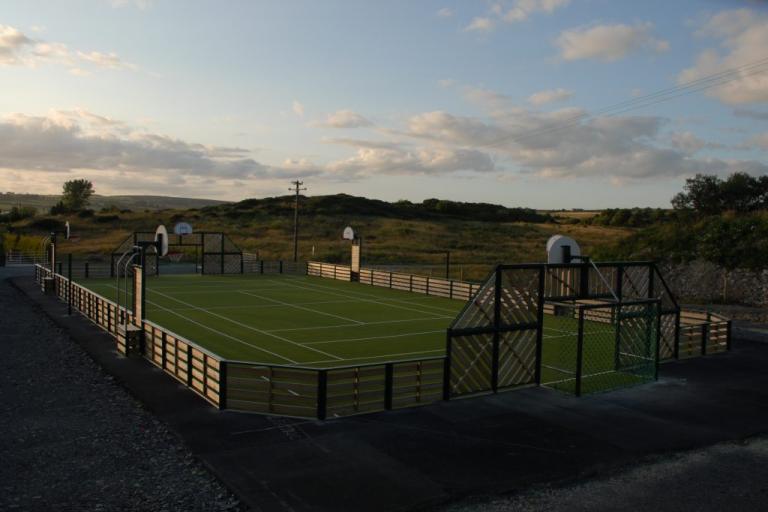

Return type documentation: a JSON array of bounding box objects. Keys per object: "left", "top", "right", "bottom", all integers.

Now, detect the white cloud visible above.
[
  {"left": 390, "top": 105, "right": 768, "bottom": 181},
  {"left": 76, "top": 50, "right": 136, "bottom": 70},
  {"left": 0, "top": 24, "right": 135, "bottom": 72},
  {"left": 313, "top": 109, "right": 372, "bottom": 129},
  {"left": 678, "top": 9, "right": 768, "bottom": 105},
  {"left": 669, "top": 131, "right": 727, "bottom": 154},
  {"left": 733, "top": 108, "right": 768, "bottom": 121},
  {"left": 110, "top": 0, "right": 153, "bottom": 9},
  {"left": 502, "top": 0, "right": 569, "bottom": 23},
  {"left": 528, "top": 88, "right": 573, "bottom": 106},
  {"left": 556, "top": 22, "right": 669, "bottom": 62},
  {"left": 438, "top": 78, "right": 456, "bottom": 88},
  {"left": 0, "top": 109, "right": 319, "bottom": 182},
  {"left": 292, "top": 100, "right": 305, "bottom": 117},
  {"left": 744, "top": 133, "right": 768, "bottom": 150},
  {"left": 0, "top": 25, "right": 34, "bottom": 65},
  {"left": 464, "top": 17, "right": 494, "bottom": 32},
  {"left": 465, "top": 0, "right": 569, "bottom": 32},
  {"left": 325, "top": 144, "right": 495, "bottom": 178},
  {"left": 437, "top": 8, "right": 453, "bottom": 17}
]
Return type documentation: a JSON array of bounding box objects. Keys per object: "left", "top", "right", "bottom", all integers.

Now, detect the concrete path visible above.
[{"left": 10, "top": 271, "right": 768, "bottom": 512}]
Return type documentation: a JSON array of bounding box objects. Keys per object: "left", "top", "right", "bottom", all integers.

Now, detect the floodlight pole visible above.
[{"left": 290, "top": 180, "right": 307, "bottom": 262}]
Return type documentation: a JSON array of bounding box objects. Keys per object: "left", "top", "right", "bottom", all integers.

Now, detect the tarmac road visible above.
[{"left": 443, "top": 436, "right": 768, "bottom": 512}]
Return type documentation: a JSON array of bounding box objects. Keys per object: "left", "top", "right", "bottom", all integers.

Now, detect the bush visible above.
[
  {"left": 94, "top": 214, "right": 120, "bottom": 223},
  {"left": 0, "top": 206, "right": 36, "bottom": 223},
  {"left": 77, "top": 209, "right": 95, "bottom": 218},
  {"left": 29, "top": 218, "right": 66, "bottom": 233}
]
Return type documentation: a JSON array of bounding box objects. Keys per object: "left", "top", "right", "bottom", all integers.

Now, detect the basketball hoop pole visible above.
[{"left": 134, "top": 238, "right": 161, "bottom": 323}]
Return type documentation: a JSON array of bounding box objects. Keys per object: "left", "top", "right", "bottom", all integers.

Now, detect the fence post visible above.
[
  {"left": 67, "top": 254, "right": 73, "bottom": 316},
  {"left": 219, "top": 361, "right": 228, "bottom": 410},
  {"left": 280, "top": 260, "right": 284, "bottom": 274},
  {"left": 161, "top": 331, "right": 167, "bottom": 370},
  {"left": 674, "top": 312, "right": 681, "bottom": 359},
  {"left": 648, "top": 264, "right": 655, "bottom": 299},
  {"left": 726, "top": 321, "right": 732, "bottom": 351},
  {"left": 575, "top": 308, "right": 585, "bottom": 397},
  {"left": 409, "top": 275, "right": 413, "bottom": 292},
  {"left": 449, "top": 280, "right": 454, "bottom": 299},
  {"left": 389, "top": 272, "right": 392, "bottom": 289},
  {"left": 384, "top": 363, "right": 394, "bottom": 410},
  {"left": 220, "top": 236, "right": 225, "bottom": 274},
  {"left": 579, "top": 262, "right": 589, "bottom": 299},
  {"left": 535, "top": 267, "right": 545, "bottom": 385},
  {"left": 443, "top": 330, "right": 452, "bottom": 400},
  {"left": 491, "top": 267, "right": 502, "bottom": 393},
  {"left": 84, "top": 262, "right": 89, "bottom": 279},
  {"left": 616, "top": 265, "right": 624, "bottom": 300},
  {"left": 187, "top": 345, "right": 193, "bottom": 386},
  {"left": 701, "top": 323, "right": 708, "bottom": 356},
  {"left": 260, "top": 260, "right": 264, "bottom": 274},
  {"left": 655, "top": 303, "right": 662, "bottom": 380},
  {"left": 317, "top": 370, "right": 328, "bottom": 420},
  {"left": 614, "top": 304, "right": 622, "bottom": 370}
]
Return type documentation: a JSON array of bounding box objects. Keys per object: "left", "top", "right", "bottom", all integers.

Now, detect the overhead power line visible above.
[{"left": 474, "top": 55, "right": 768, "bottom": 150}]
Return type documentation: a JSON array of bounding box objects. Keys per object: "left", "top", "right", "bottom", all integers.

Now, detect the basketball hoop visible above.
[{"left": 167, "top": 251, "right": 183, "bottom": 263}]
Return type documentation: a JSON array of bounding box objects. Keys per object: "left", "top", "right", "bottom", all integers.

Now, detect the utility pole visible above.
[{"left": 289, "top": 180, "right": 306, "bottom": 262}]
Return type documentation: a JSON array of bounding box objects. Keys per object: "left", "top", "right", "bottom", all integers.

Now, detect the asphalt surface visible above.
[
  {"left": 444, "top": 436, "right": 768, "bottom": 512},
  {"left": 8, "top": 267, "right": 768, "bottom": 511}
]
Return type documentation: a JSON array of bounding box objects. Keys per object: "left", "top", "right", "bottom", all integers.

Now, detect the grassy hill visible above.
[
  {"left": 0, "top": 193, "right": 228, "bottom": 212},
  {"left": 3, "top": 194, "right": 631, "bottom": 280}
]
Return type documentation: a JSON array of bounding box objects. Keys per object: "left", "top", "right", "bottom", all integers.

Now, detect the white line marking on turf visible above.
[
  {"left": 238, "top": 290, "right": 364, "bottom": 325},
  {"left": 105, "top": 285, "right": 297, "bottom": 364},
  {"left": 266, "top": 315, "right": 453, "bottom": 333},
  {"left": 277, "top": 279, "right": 457, "bottom": 317},
  {"left": 152, "top": 298, "right": 364, "bottom": 313},
  {"left": 304, "top": 329, "right": 444, "bottom": 345},
  {"left": 294, "top": 278, "right": 461, "bottom": 315},
  {"left": 298, "top": 348, "right": 444, "bottom": 365},
  {"left": 146, "top": 287, "right": 343, "bottom": 361}
]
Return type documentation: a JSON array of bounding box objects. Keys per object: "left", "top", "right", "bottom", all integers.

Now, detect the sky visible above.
[{"left": 1, "top": 0, "right": 767, "bottom": 208}]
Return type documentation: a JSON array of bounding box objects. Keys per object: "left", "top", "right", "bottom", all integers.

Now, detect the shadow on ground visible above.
[{"left": 8, "top": 269, "right": 768, "bottom": 512}]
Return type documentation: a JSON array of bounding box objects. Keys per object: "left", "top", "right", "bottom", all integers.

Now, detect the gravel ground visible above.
[
  {"left": 0, "top": 272, "right": 242, "bottom": 512},
  {"left": 442, "top": 436, "right": 768, "bottom": 512}
]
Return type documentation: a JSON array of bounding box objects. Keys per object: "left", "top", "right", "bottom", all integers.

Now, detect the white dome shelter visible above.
[{"left": 546, "top": 234, "right": 581, "bottom": 264}]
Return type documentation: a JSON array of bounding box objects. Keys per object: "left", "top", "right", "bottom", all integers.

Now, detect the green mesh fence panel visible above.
[
  {"left": 540, "top": 301, "right": 659, "bottom": 395},
  {"left": 541, "top": 303, "right": 579, "bottom": 393}
]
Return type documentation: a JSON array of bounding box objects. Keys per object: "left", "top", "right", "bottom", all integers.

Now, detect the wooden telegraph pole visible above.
[{"left": 290, "top": 180, "right": 307, "bottom": 262}]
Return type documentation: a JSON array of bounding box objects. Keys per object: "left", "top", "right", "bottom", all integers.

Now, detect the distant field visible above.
[
  {"left": 4, "top": 195, "right": 634, "bottom": 281},
  {"left": 548, "top": 210, "right": 601, "bottom": 219},
  {"left": 0, "top": 193, "right": 227, "bottom": 212}
]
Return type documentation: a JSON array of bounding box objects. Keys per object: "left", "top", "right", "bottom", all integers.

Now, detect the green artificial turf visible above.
[
  {"left": 77, "top": 273, "right": 466, "bottom": 368},
  {"left": 75, "top": 273, "right": 657, "bottom": 391}
]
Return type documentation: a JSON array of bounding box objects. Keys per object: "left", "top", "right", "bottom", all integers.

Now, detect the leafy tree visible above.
[
  {"left": 672, "top": 172, "right": 768, "bottom": 214},
  {"left": 672, "top": 174, "right": 723, "bottom": 214},
  {"left": 61, "top": 179, "right": 95, "bottom": 211}
]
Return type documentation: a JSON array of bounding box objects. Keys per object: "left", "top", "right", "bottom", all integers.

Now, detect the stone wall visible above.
[{"left": 659, "top": 261, "right": 768, "bottom": 307}]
